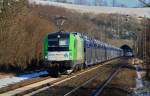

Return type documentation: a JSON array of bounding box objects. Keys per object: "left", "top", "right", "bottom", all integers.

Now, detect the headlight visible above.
[{"left": 45, "top": 56, "right": 48, "bottom": 59}]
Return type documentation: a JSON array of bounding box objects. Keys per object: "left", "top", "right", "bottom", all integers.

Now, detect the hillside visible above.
[{"left": 0, "top": 0, "right": 146, "bottom": 72}]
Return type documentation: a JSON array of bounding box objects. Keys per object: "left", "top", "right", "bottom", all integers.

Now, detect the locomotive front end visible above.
[{"left": 43, "top": 32, "right": 75, "bottom": 75}]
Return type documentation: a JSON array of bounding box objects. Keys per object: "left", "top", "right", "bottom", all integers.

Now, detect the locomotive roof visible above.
[
  {"left": 48, "top": 32, "right": 70, "bottom": 35},
  {"left": 48, "top": 32, "right": 83, "bottom": 36}
]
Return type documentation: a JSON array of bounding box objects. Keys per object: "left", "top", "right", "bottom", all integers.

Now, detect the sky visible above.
[
  {"left": 74, "top": 0, "right": 144, "bottom": 7},
  {"left": 105, "top": 0, "right": 150, "bottom": 7},
  {"left": 49, "top": 0, "right": 150, "bottom": 7},
  {"left": 78, "top": 0, "right": 140, "bottom": 7},
  {"left": 108, "top": 0, "right": 140, "bottom": 7}
]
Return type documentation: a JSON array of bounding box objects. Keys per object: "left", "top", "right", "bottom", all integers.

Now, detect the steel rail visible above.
[
  {"left": 0, "top": 59, "right": 119, "bottom": 96},
  {"left": 63, "top": 64, "right": 123, "bottom": 96},
  {"left": 63, "top": 72, "right": 100, "bottom": 96},
  {"left": 23, "top": 59, "right": 116, "bottom": 96},
  {"left": 91, "top": 65, "right": 124, "bottom": 96}
]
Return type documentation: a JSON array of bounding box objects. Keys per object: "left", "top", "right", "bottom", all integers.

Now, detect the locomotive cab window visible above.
[
  {"left": 48, "top": 38, "right": 58, "bottom": 47},
  {"left": 48, "top": 33, "right": 70, "bottom": 51},
  {"left": 59, "top": 38, "right": 69, "bottom": 46}
]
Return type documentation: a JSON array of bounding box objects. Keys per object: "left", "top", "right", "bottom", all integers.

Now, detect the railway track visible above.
[
  {"left": 91, "top": 64, "right": 124, "bottom": 96},
  {"left": 23, "top": 64, "right": 112, "bottom": 96},
  {"left": 0, "top": 58, "right": 121, "bottom": 96},
  {"left": 61, "top": 64, "right": 124, "bottom": 96},
  {"left": 27, "top": 59, "right": 123, "bottom": 96}
]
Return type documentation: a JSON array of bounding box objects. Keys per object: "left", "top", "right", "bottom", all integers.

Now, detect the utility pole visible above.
[
  {"left": 117, "top": 14, "right": 120, "bottom": 39},
  {"left": 111, "top": 16, "right": 113, "bottom": 38},
  {"left": 104, "top": 16, "right": 107, "bottom": 43},
  {"left": 143, "top": 16, "right": 146, "bottom": 61},
  {"left": 143, "top": 16, "right": 149, "bottom": 79}
]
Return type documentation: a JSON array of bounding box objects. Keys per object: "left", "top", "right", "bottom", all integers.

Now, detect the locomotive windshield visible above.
[
  {"left": 59, "top": 38, "right": 69, "bottom": 46},
  {"left": 48, "top": 33, "right": 69, "bottom": 51}
]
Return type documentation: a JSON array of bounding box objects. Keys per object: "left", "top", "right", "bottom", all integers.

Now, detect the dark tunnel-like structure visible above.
[{"left": 120, "top": 45, "right": 133, "bottom": 56}]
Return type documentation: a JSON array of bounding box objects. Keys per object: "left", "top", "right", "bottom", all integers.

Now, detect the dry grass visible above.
[{"left": 0, "top": 2, "right": 103, "bottom": 71}]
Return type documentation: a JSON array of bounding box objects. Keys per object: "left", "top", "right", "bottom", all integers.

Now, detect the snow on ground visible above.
[
  {"left": 29, "top": 0, "right": 150, "bottom": 18},
  {"left": 135, "top": 65, "right": 144, "bottom": 88},
  {"left": 0, "top": 71, "right": 48, "bottom": 88}
]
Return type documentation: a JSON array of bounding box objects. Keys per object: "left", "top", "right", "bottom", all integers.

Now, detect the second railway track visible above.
[
  {"left": 27, "top": 58, "right": 124, "bottom": 96},
  {"left": 0, "top": 58, "right": 122, "bottom": 96},
  {"left": 63, "top": 64, "right": 124, "bottom": 96}
]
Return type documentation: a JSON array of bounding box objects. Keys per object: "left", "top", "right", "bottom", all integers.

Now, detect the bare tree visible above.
[{"left": 138, "top": 0, "right": 150, "bottom": 7}]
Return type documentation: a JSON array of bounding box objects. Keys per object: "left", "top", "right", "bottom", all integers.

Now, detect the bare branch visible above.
[{"left": 138, "top": 0, "right": 150, "bottom": 7}]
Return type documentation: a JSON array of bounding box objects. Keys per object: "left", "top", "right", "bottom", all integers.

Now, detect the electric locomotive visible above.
[
  {"left": 43, "top": 32, "right": 84, "bottom": 76},
  {"left": 43, "top": 32, "right": 123, "bottom": 76}
]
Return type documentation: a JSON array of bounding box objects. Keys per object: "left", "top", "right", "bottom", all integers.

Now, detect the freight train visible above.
[{"left": 43, "top": 32, "right": 123, "bottom": 76}]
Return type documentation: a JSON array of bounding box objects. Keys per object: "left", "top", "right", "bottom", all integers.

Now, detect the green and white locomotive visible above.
[
  {"left": 43, "top": 32, "right": 123, "bottom": 76},
  {"left": 43, "top": 32, "right": 85, "bottom": 76}
]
